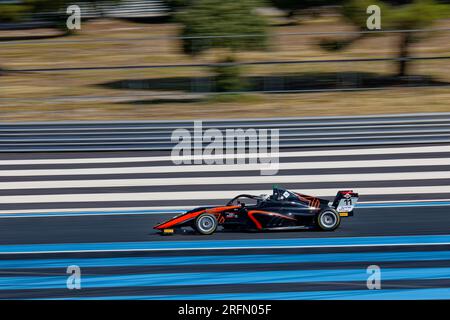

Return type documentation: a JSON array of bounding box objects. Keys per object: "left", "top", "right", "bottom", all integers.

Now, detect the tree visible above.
[
  {"left": 176, "top": 0, "right": 269, "bottom": 92},
  {"left": 27, "top": 0, "right": 122, "bottom": 29},
  {"left": 1, "top": 0, "right": 123, "bottom": 30},
  {"left": 0, "top": 3, "right": 30, "bottom": 23},
  {"left": 0, "top": 2, "right": 31, "bottom": 74},
  {"left": 164, "top": 0, "right": 192, "bottom": 11},
  {"left": 0, "top": 0, "right": 121, "bottom": 75},
  {"left": 321, "top": 0, "right": 450, "bottom": 77},
  {"left": 270, "top": 0, "right": 343, "bottom": 19}
]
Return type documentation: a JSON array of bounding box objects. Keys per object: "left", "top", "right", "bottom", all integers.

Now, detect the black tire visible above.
[
  {"left": 316, "top": 208, "right": 341, "bottom": 231},
  {"left": 194, "top": 213, "right": 218, "bottom": 235}
]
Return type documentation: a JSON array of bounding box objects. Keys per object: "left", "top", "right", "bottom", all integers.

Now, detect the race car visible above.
[{"left": 154, "top": 186, "right": 359, "bottom": 235}]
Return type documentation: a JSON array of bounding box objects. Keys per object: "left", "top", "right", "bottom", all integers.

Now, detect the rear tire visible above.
[
  {"left": 194, "top": 213, "right": 218, "bottom": 235},
  {"left": 317, "top": 209, "right": 340, "bottom": 231}
]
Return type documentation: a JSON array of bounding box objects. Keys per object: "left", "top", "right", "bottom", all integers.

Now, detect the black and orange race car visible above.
[{"left": 154, "top": 186, "right": 358, "bottom": 235}]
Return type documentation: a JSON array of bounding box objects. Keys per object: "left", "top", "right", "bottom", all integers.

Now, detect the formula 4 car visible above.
[{"left": 154, "top": 186, "right": 359, "bottom": 235}]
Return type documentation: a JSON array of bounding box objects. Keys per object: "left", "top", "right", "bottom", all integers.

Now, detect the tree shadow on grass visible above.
[
  {"left": 118, "top": 15, "right": 172, "bottom": 24},
  {"left": 99, "top": 72, "right": 450, "bottom": 104},
  {"left": 102, "top": 72, "right": 449, "bottom": 92},
  {"left": 125, "top": 97, "right": 204, "bottom": 105}
]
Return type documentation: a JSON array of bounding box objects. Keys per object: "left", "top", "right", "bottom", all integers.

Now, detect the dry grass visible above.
[
  {"left": 2, "top": 88, "right": 450, "bottom": 121},
  {"left": 0, "top": 17, "right": 449, "bottom": 121}
]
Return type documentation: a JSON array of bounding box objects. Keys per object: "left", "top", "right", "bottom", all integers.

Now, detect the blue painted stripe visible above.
[
  {"left": 3, "top": 267, "right": 450, "bottom": 290},
  {"left": 44, "top": 288, "right": 450, "bottom": 300},
  {"left": 1, "top": 200, "right": 450, "bottom": 218},
  {"left": 2, "top": 234, "right": 450, "bottom": 253},
  {"left": 3, "top": 250, "right": 450, "bottom": 269}
]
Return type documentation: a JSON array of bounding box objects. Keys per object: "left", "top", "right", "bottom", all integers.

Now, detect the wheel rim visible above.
[
  {"left": 320, "top": 212, "right": 337, "bottom": 228},
  {"left": 198, "top": 216, "right": 215, "bottom": 233}
]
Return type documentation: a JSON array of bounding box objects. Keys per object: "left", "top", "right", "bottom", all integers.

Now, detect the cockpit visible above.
[
  {"left": 271, "top": 187, "right": 300, "bottom": 201},
  {"left": 226, "top": 186, "right": 309, "bottom": 207}
]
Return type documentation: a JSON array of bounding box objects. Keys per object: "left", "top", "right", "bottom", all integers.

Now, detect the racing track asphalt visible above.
[
  {"left": 1, "top": 206, "right": 450, "bottom": 299},
  {"left": 0, "top": 206, "right": 448, "bottom": 245},
  {"left": 2, "top": 146, "right": 450, "bottom": 299}
]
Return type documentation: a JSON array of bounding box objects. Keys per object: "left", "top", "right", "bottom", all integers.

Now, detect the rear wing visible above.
[{"left": 332, "top": 190, "right": 359, "bottom": 213}]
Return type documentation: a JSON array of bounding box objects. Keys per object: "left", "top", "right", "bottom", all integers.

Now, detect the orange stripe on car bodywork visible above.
[
  {"left": 247, "top": 210, "right": 297, "bottom": 230},
  {"left": 153, "top": 209, "right": 206, "bottom": 230},
  {"left": 154, "top": 205, "right": 241, "bottom": 230},
  {"left": 295, "top": 192, "right": 321, "bottom": 209}
]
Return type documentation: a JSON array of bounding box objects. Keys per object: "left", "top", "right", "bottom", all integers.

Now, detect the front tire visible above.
[
  {"left": 194, "top": 213, "right": 218, "bottom": 235},
  {"left": 317, "top": 209, "right": 341, "bottom": 231}
]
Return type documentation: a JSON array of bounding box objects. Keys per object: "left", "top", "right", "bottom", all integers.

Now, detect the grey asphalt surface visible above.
[
  {"left": 1, "top": 144, "right": 450, "bottom": 299},
  {"left": 0, "top": 206, "right": 448, "bottom": 245},
  {"left": 0, "top": 205, "right": 450, "bottom": 300}
]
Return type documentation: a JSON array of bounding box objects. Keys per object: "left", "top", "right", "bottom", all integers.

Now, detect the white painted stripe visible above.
[
  {"left": 0, "top": 206, "right": 191, "bottom": 215},
  {"left": 2, "top": 171, "right": 450, "bottom": 190},
  {"left": 0, "top": 199, "right": 449, "bottom": 215},
  {"left": 361, "top": 199, "right": 450, "bottom": 204},
  {"left": 1, "top": 145, "right": 450, "bottom": 165},
  {"left": 1, "top": 158, "right": 449, "bottom": 176},
  {"left": 1, "top": 186, "right": 450, "bottom": 204}
]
